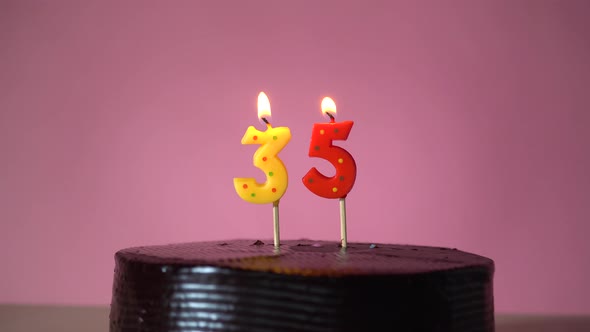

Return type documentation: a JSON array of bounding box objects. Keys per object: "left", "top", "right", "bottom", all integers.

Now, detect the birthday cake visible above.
[{"left": 109, "top": 239, "right": 494, "bottom": 332}]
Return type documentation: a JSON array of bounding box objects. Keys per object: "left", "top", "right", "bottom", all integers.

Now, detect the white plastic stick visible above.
[
  {"left": 339, "top": 198, "right": 347, "bottom": 248},
  {"left": 273, "top": 201, "right": 280, "bottom": 248}
]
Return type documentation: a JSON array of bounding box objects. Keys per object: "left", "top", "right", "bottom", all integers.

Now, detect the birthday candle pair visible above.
[{"left": 233, "top": 92, "right": 357, "bottom": 248}]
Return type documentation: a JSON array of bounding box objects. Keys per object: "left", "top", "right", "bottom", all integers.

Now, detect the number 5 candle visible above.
[
  {"left": 302, "top": 97, "right": 357, "bottom": 248},
  {"left": 234, "top": 92, "right": 292, "bottom": 247}
]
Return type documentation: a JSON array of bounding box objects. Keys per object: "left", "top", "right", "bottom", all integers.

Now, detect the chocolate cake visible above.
[{"left": 109, "top": 239, "right": 494, "bottom": 331}]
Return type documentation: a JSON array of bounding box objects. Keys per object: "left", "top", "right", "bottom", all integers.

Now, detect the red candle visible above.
[{"left": 302, "top": 97, "right": 357, "bottom": 199}]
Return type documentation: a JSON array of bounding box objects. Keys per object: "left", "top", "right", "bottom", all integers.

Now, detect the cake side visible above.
[{"left": 110, "top": 239, "right": 494, "bottom": 332}]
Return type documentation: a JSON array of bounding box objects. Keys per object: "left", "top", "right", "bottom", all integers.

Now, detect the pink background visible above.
[{"left": 1, "top": 0, "right": 589, "bottom": 315}]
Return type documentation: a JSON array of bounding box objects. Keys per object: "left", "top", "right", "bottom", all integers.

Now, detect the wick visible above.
[
  {"left": 261, "top": 117, "right": 270, "bottom": 125},
  {"left": 327, "top": 113, "right": 335, "bottom": 123}
]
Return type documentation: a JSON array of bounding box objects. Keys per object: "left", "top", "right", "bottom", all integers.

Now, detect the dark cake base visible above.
[{"left": 110, "top": 239, "right": 494, "bottom": 332}]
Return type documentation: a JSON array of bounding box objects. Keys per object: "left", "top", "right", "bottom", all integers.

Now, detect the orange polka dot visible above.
[
  {"left": 243, "top": 184, "right": 248, "bottom": 189},
  {"left": 262, "top": 157, "right": 267, "bottom": 161},
  {"left": 253, "top": 135, "right": 258, "bottom": 140},
  {"left": 338, "top": 158, "right": 344, "bottom": 164},
  {"left": 272, "top": 188, "right": 277, "bottom": 193},
  {"left": 320, "top": 129, "right": 325, "bottom": 135},
  {"left": 332, "top": 187, "right": 338, "bottom": 193}
]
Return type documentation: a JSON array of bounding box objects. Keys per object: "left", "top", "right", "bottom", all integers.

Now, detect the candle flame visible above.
[
  {"left": 321, "top": 97, "right": 337, "bottom": 119},
  {"left": 257, "top": 91, "right": 271, "bottom": 122}
]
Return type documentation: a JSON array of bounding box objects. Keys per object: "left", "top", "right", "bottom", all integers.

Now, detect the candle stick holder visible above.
[
  {"left": 273, "top": 200, "right": 280, "bottom": 247},
  {"left": 339, "top": 198, "right": 347, "bottom": 248}
]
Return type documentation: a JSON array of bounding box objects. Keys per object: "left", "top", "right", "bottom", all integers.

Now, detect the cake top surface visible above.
[{"left": 116, "top": 239, "right": 494, "bottom": 277}]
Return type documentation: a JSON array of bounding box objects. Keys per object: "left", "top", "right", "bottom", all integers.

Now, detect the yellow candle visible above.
[{"left": 234, "top": 92, "right": 291, "bottom": 204}]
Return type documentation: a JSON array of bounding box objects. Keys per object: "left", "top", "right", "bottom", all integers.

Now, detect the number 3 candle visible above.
[
  {"left": 234, "top": 92, "right": 292, "bottom": 247},
  {"left": 302, "top": 97, "right": 357, "bottom": 248}
]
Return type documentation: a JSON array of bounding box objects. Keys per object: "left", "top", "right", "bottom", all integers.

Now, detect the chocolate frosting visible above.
[{"left": 110, "top": 239, "right": 494, "bottom": 331}]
